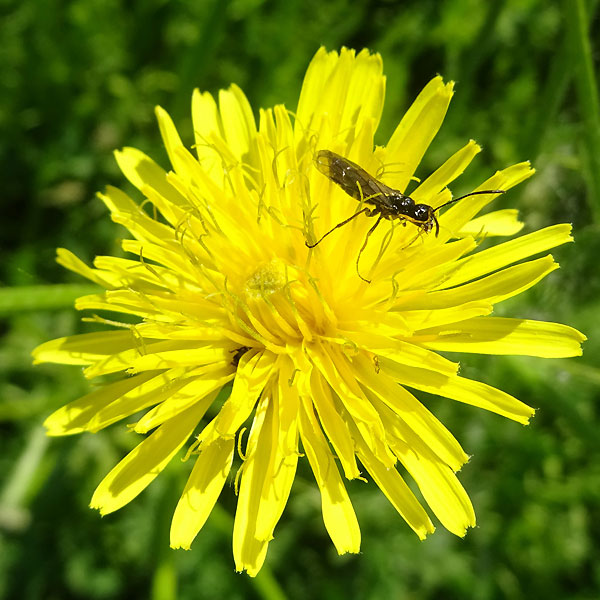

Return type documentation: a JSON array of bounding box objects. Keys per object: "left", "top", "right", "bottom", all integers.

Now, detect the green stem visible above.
[
  {"left": 519, "top": 35, "right": 571, "bottom": 159},
  {"left": 211, "top": 503, "right": 288, "bottom": 600},
  {"left": 151, "top": 545, "right": 177, "bottom": 600},
  {"left": 565, "top": 0, "right": 600, "bottom": 221},
  {"left": 0, "top": 427, "right": 49, "bottom": 507},
  {"left": 0, "top": 284, "right": 99, "bottom": 315}
]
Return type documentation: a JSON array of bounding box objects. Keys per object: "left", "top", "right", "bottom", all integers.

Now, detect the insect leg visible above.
[
  {"left": 305, "top": 207, "right": 370, "bottom": 248},
  {"left": 356, "top": 214, "right": 383, "bottom": 283},
  {"left": 401, "top": 227, "right": 425, "bottom": 250}
]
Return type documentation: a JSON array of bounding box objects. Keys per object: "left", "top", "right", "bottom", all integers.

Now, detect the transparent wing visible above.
[{"left": 314, "top": 150, "right": 397, "bottom": 207}]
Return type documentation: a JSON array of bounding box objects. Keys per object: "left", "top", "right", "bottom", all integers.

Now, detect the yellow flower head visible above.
[{"left": 33, "top": 48, "right": 585, "bottom": 576}]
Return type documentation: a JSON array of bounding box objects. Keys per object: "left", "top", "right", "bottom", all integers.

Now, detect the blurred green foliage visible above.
[{"left": 1, "top": 0, "right": 599, "bottom": 598}]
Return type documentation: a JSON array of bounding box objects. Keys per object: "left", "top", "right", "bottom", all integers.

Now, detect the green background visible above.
[{"left": 1, "top": 0, "right": 599, "bottom": 598}]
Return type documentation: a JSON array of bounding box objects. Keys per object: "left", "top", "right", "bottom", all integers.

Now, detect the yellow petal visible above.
[
  {"left": 97, "top": 185, "right": 142, "bottom": 224},
  {"left": 113, "top": 147, "right": 190, "bottom": 229},
  {"left": 401, "top": 301, "right": 493, "bottom": 330},
  {"left": 341, "top": 330, "right": 458, "bottom": 376},
  {"left": 120, "top": 239, "right": 208, "bottom": 284},
  {"left": 307, "top": 369, "right": 361, "bottom": 480},
  {"left": 91, "top": 256, "right": 191, "bottom": 292},
  {"left": 56, "top": 248, "right": 119, "bottom": 288},
  {"left": 44, "top": 371, "right": 158, "bottom": 435},
  {"left": 88, "top": 368, "right": 192, "bottom": 432},
  {"left": 218, "top": 84, "right": 257, "bottom": 161},
  {"left": 381, "top": 357, "right": 534, "bottom": 424},
  {"left": 95, "top": 289, "right": 221, "bottom": 324},
  {"left": 191, "top": 90, "right": 227, "bottom": 186},
  {"left": 254, "top": 361, "right": 300, "bottom": 541},
  {"left": 438, "top": 162, "right": 535, "bottom": 241},
  {"left": 355, "top": 432, "right": 435, "bottom": 539},
  {"left": 155, "top": 105, "right": 188, "bottom": 177},
  {"left": 370, "top": 396, "right": 474, "bottom": 535},
  {"left": 82, "top": 341, "right": 229, "bottom": 378},
  {"left": 352, "top": 353, "right": 468, "bottom": 470},
  {"left": 418, "top": 316, "right": 586, "bottom": 358},
  {"left": 298, "top": 398, "right": 361, "bottom": 554},
  {"left": 170, "top": 437, "right": 235, "bottom": 549},
  {"left": 133, "top": 374, "right": 231, "bottom": 434},
  {"left": 90, "top": 401, "right": 205, "bottom": 515},
  {"left": 197, "top": 351, "right": 274, "bottom": 449},
  {"left": 309, "top": 345, "right": 395, "bottom": 467},
  {"left": 98, "top": 186, "right": 180, "bottom": 246},
  {"left": 233, "top": 394, "right": 272, "bottom": 576},
  {"left": 385, "top": 76, "right": 454, "bottom": 192},
  {"left": 296, "top": 47, "right": 385, "bottom": 145},
  {"left": 32, "top": 331, "right": 135, "bottom": 366},
  {"left": 457, "top": 209, "right": 524, "bottom": 237},
  {"left": 400, "top": 448, "right": 475, "bottom": 536},
  {"left": 295, "top": 47, "right": 338, "bottom": 130},
  {"left": 435, "top": 224, "right": 573, "bottom": 290},
  {"left": 384, "top": 238, "right": 476, "bottom": 292},
  {"left": 411, "top": 140, "right": 481, "bottom": 204},
  {"left": 114, "top": 147, "right": 168, "bottom": 196},
  {"left": 397, "top": 255, "right": 559, "bottom": 310}
]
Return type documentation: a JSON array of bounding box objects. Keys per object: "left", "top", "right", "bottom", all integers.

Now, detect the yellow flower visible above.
[{"left": 33, "top": 47, "right": 585, "bottom": 576}]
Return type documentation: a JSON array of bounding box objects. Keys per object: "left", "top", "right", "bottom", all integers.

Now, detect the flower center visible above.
[{"left": 244, "top": 258, "right": 287, "bottom": 300}]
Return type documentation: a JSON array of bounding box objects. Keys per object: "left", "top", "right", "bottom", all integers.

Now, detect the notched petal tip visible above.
[
  {"left": 89, "top": 496, "right": 109, "bottom": 516},
  {"left": 521, "top": 407, "right": 537, "bottom": 426}
]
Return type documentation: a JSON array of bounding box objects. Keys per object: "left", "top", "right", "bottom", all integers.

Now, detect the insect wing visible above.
[{"left": 314, "top": 150, "right": 396, "bottom": 208}]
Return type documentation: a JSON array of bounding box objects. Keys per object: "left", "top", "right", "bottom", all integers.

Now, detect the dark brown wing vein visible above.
[{"left": 314, "top": 150, "right": 396, "bottom": 208}]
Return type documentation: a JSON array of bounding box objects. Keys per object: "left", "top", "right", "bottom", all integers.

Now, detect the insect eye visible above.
[{"left": 413, "top": 204, "right": 430, "bottom": 221}]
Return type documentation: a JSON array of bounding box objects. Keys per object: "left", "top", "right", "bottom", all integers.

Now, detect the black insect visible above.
[
  {"left": 230, "top": 346, "right": 251, "bottom": 367},
  {"left": 307, "top": 150, "right": 504, "bottom": 282}
]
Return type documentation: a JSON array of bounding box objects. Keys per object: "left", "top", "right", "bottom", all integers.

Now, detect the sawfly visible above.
[{"left": 307, "top": 150, "right": 504, "bottom": 282}]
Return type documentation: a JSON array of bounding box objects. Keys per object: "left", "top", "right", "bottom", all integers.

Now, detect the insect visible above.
[
  {"left": 230, "top": 346, "right": 251, "bottom": 367},
  {"left": 307, "top": 150, "right": 505, "bottom": 282}
]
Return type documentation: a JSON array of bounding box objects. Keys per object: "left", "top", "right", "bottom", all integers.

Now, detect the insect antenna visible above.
[
  {"left": 434, "top": 189, "right": 505, "bottom": 213},
  {"left": 305, "top": 207, "right": 370, "bottom": 248}
]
